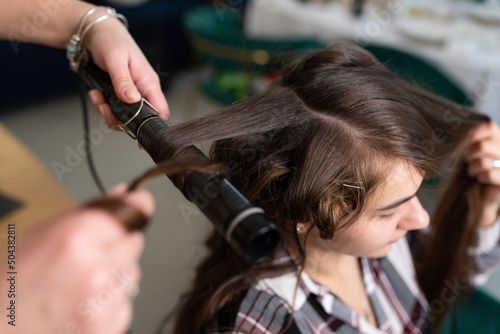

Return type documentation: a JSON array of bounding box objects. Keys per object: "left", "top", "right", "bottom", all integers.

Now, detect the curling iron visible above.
[{"left": 74, "top": 60, "right": 279, "bottom": 263}]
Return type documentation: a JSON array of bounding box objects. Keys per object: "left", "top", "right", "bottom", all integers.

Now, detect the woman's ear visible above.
[{"left": 296, "top": 222, "right": 307, "bottom": 234}]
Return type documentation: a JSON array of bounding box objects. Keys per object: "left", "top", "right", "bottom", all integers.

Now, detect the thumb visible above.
[{"left": 107, "top": 58, "right": 142, "bottom": 103}]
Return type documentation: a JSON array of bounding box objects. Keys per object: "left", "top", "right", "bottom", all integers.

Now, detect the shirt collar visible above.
[{"left": 254, "top": 251, "right": 358, "bottom": 325}]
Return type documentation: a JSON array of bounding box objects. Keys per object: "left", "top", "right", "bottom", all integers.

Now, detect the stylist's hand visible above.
[
  {"left": 0, "top": 184, "right": 154, "bottom": 334},
  {"left": 84, "top": 17, "right": 169, "bottom": 129},
  {"left": 465, "top": 122, "right": 500, "bottom": 226}
]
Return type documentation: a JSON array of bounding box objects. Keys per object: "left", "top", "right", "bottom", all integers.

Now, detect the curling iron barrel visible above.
[{"left": 76, "top": 61, "right": 279, "bottom": 263}]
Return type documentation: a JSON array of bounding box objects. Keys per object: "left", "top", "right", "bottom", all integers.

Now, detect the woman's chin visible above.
[{"left": 366, "top": 243, "right": 393, "bottom": 259}]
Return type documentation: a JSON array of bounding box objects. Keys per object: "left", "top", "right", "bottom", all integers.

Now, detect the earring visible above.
[{"left": 296, "top": 223, "right": 305, "bottom": 233}]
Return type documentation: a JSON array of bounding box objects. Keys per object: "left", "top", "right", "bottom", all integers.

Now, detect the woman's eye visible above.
[{"left": 380, "top": 212, "right": 396, "bottom": 219}]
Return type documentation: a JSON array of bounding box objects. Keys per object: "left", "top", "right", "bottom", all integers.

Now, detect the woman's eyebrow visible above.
[{"left": 376, "top": 193, "right": 417, "bottom": 212}]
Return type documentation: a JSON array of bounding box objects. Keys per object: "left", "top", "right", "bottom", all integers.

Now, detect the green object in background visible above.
[
  {"left": 439, "top": 289, "right": 500, "bottom": 334},
  {"left": 182, "top": 6, "right": 324, "bottom": 104},
  {"left": 217, "top": 71, "right": 251, "bottom": 99},
  {"left": 202, "top": 71, "right": 254, "bottom": 105},
  {"left": 183, "top": 6, "right": 324, "bottom": 72}
]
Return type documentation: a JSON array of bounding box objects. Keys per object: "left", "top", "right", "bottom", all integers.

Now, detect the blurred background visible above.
[{"left": 1, "top": 0, "right": 500, "bottom": 333}]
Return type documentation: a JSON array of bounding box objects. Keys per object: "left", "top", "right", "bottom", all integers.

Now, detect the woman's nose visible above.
[{"left": 398, "top": 197, "right": 430, "bottom": 231}]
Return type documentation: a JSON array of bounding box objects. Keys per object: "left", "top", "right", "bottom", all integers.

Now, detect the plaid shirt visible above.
[{"left": 218, "top": 222, "right": 500, "bottom": 334}]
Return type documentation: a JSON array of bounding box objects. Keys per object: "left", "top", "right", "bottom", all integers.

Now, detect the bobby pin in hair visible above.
[{"left": 342, "top": 182, "right": 364, "bottom": 190}]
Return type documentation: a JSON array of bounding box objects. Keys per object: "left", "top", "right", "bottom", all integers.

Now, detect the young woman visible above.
[{"left": 148, "top": 41, "right": 500, "bottom": 333}]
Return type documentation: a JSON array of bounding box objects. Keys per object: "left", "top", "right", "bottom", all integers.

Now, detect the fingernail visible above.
[
  {"left": 107, "top": 183, "right": 128, "bottom": 196},
  {"left": 97, "top": 105, "right": 105, "bottom": 117},
  {"left": 88, "top": 91, "right": 99, "bottom": 104},
  {"left": 124, "top": 88, "right": 141, "bottom": 101}
]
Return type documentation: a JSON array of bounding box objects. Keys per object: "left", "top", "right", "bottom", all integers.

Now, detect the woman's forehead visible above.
[{"left": 368, "top": 162, "right": 423, "bottom": 210}]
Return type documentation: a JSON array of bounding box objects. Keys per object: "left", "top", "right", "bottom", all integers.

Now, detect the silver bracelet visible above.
[{"left": 67, "top": 6, "right": 128, "bottom": 72}]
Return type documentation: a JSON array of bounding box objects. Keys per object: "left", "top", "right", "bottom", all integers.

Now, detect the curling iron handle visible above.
[
  {"left": 78, "top": 61, "right": 161, "bottom": 139},
  {"left": 77, "top": 61, "right": 144, "bottom": 126},
  {"left": 78, "top": 61, "right": 116, "bottom": 100}
]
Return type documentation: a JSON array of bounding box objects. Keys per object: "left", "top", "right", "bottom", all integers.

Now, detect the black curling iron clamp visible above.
[{"left": 74, "top": 60, "right": 279, "bottom": 263}]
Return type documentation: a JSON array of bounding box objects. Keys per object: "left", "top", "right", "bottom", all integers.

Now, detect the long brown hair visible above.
[{"left": 133, "top": 42, "right": 489, "bottom": 333}]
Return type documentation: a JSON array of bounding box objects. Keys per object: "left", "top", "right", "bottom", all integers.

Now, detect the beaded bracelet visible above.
[{"left": 67, "top": 6, "right": 128, "bottom": 72}]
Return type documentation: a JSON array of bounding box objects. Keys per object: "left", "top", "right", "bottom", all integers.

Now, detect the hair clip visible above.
[{"left": 342, "top": 182, "right": 364, "bottom": 190}]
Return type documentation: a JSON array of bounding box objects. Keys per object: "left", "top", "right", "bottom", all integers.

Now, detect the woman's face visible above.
[{"left": 313, "top": 161, "right": 429, "bottom": 258}]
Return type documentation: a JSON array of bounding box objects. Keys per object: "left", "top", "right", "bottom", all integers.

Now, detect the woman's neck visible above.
[
  {"left": 303, "top": 245, "right": 360, "bottom": 291},
  {"left": 295, "top": 237, "right": 378, "bottom": 328}
]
